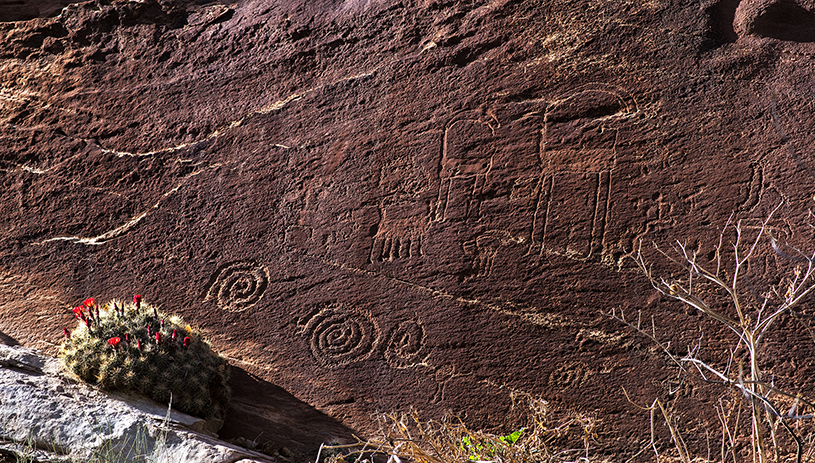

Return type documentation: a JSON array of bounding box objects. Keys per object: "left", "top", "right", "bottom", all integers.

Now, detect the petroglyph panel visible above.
[
  {"left": 205, "top": 261, "right": 270, "bottom": 312},
  {"left": 287, "top": 85, "right": 641, "bottom": 278},
  {"left": 5, "top": 0, "right": 808, "bottom": 450}
]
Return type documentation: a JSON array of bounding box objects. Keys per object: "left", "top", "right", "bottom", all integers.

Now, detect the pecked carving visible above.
[
  {"left": 205, "top": 261, "right": 270, "bottom": 313},
  {"left": 384, "top": 319, "right": 429, "bottom": 369},
  {"left": 303, "top": 305, "right": 380, "bottom": 368}
]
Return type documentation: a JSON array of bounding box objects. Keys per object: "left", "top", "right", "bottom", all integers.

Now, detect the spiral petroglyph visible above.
[
  {"left": 205, "top": 261, "right": 269, "bottom": 312},
  {"left": 304, "top": 305, "right": 379, "bottom": 368},
  {"left": 385, "top": 319, "right": 428, "bottom": 368}
]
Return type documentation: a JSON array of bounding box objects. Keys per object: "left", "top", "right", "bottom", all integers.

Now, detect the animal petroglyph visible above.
[
  {"left": 303, "top": 305, "right": 379, "bottom": 368},
  {"left": 290, "top": 85, "right": 640, "bottom": 315},
  {"left": 205, "top": 261, "right": 270, "bottom": 312}
]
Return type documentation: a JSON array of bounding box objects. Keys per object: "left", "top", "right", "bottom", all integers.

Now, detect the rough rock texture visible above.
[
  {"left": 0, "top": 337, "right": 356, "bottom": 462},
  {"left": 0, "top": 344, "right": 275, "bottom": 462},
  {"left": 3, "top": 0, "right": 815, "bottom": 457}
]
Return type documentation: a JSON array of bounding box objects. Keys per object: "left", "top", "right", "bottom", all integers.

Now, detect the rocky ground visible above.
[{"left": 0, "top": 340, "right": 356, "bottom": 462}]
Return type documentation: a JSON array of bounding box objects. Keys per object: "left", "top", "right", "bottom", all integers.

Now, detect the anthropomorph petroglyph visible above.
[
  {"left": 291, "top": 84, "right": 640, "bottom": 279},
  {"left": 531, "top": 86, "right": 636, "bottom": 260},
  {"left": 434, "top": 115, "right": 498, "bottom": 222}
]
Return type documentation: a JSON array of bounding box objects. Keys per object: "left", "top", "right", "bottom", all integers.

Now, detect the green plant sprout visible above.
[
  {"left": 318, "top": 392, "right": 596, "bottom": 463},
  {"left": 59, "top": 295, "right": 230, "bottom": 421},
  {"left": 460, "top": 428, "right": 525, "bottom": 461}
]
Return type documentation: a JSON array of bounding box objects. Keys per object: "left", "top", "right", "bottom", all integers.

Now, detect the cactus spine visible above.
[{"left": 59, "top": 297, "right": 230, "bottom": 421}]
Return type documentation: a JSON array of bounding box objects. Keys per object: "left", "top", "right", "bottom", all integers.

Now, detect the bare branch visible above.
[{"left": 620, "top": 201, "right": 815, "bottom": 463}]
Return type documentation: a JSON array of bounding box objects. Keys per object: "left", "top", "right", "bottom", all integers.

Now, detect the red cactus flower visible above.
[
  {"left": 107, "top": 337, "right": 121, "bottom": 348},
  {"left": 172, "top": 329, "right": 177, "bottom": 341},
  {"left": 155, "top": 332, "right": 161, "bottom": 344},
  {"left": 63, "top": 328, "right": 70, "bottom": 339},
  {"left": 83, "top": 297, "right": 95, "bottom": 308},
  {"left": 133, "top": 294, "right": 141, "bottom": 304},
  {"left": 125, "top": 333, "right": 130, "bottom": 343},
  {"left": 147, "top": 325, "right": 152, "bottom": 337},
  {"left": 72, "top": 306, "right": 83, "bottom": 319},
  {"left": 183, "top": 336, "right": 191, "bottom": 347},
  {"left": 137, "top": 340, "right": 142, "bottom": 350}
]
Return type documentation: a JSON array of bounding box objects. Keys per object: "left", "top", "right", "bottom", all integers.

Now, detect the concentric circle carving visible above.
[
  {"left": 205, "top": 261, "right": 269, "bottom": 312},
  {"left": 385, "top": 319, "right": 428, "bottom": 368},
  {"left": 305, "top": 305, "right": 378, "bottom": 368}
]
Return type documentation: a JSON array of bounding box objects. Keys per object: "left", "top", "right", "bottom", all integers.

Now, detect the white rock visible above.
[{"left": 0, "top": 344, "right": 275, "bottom": 462}]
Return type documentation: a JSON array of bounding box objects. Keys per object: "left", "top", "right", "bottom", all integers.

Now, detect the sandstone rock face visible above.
[
  {"left": 0, "top": 344, "right": 275, "bottom": 462},
  {"left": 3, "top": 0, "right": 815, "bottom": 455}
]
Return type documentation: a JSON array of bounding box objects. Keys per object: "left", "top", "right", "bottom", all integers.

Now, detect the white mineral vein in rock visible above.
[{"left": 38, "top": 165, "right": 219, "bottom": 246}]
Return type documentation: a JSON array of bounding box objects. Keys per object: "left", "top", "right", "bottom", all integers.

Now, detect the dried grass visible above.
[{"left": 318, "top": 392, "right": 597, "bottom": 463}]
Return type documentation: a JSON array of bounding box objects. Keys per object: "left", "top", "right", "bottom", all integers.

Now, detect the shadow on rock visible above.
[
  {"left": 0, "top": 331, "right": 18, "bottom": 347},
  {"left": 221, "top": 367, "right": 358, "bottom": 461}
]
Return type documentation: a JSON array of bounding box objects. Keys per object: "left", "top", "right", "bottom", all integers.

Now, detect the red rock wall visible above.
[{"left": 3, "top": 0, "right": 815, "bottom": 455}]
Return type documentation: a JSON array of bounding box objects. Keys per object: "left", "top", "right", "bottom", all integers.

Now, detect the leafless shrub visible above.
[{"left": 613, "top": 203, "right": 815, "bottom": 463}]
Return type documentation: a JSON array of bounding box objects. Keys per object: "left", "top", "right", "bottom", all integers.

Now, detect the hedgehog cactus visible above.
[{"left": 59, "top": 296, "right": 230, "bottom": 421}]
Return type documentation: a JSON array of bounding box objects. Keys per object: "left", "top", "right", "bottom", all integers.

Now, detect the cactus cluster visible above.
[{"left": 59, "top": 296, "right": 230, "bottom": 421}]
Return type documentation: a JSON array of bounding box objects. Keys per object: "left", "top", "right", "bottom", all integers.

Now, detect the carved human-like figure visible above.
[
  {"left": 531, "top": 87, "right": 636, "bottom": 260},
  {"left": 434, "top": 115, "right": 498, "bottom": 222}
]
